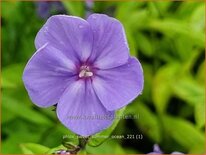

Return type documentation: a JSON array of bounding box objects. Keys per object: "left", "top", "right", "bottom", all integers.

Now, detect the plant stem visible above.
[{"left": 78, "top": 136, "right": 89, "bottom": 149}]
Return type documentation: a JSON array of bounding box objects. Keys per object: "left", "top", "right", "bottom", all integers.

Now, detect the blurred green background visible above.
[{"left": 1, "top": 1, "right": 205, "bottom": 154}]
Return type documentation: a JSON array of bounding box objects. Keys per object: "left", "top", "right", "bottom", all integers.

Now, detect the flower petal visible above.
[
  {"left": 57, "top": 79, "right": 114, "bottom": 136},
  {"left": 92, "top": 57, "right": 144, "bottom": 111},
  {"left": 23, "top": 43, "right": 77, "bottom": 107},
  {"left": 87, "top": 14, "right": 129, "bottom": 69},
  {"left": 35, "top": 15, "right": 93, "bottom": 62}
]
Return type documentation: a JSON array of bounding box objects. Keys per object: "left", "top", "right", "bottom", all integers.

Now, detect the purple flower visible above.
[
  {"left": 148, "top": 144, "right": 184, "bottom": 154},
  {"left": 148, "top": 144, "right": 163, "bottom": 154},
  {"left": 23, "top": 14, "right": 144, "bottom": 136}
]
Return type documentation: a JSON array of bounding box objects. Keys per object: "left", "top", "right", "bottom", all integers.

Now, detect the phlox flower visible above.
[{"left": 23, "top": 14, "right": 144, "bottom": 136}]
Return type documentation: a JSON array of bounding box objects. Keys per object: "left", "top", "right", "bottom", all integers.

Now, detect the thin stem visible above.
[
  {"left": 62, "top": 136, "right": 89, "bottom": 154},
  {"left": 78, "top": 136, "right": 89, "bottom": 149}
]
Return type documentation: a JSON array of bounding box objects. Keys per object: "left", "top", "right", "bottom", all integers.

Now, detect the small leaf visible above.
[
  {"left": 128, "top": 10, "right": 149, "bottom": 29},
  {"left": 2, "top": 92, "right": 53, "bottom": 126},
  {"left": 62, "top": 138, "right": 78, "bottom": 150},
  {"left": 1, "top": 104, "right": 15, "bottom": 123},
  {"left": 88, "top": 107, "right": 126, "bottom": 147},
  {"left": 46, "top": 145, "right": 67, "bottom": 154},
  {"left": 2, "top": 63, "right": 25, "bottom": 88},
  {"left": 172, "top": 77, "right": 205, "bottom": 106},
  {"left": 155, "top": 1, "right": 172, "bottom": 14},
  {"left": 1, "top": 1, "right": 20, "bottom": 20},
  {"left": 177, "top": 2, "right": 202, "bottom": 17},
  {"left": 124, "top": 26, "right": 137, "bottom": 56},
  {"left": 20, "top": 143, "right": 50, "bottom": 154},
  {"left": 196, "top": 61, "right": 205, "bottom": 84},
  {"left": 163, "top": 115, "right": 205, "bottom": 151},
  {"left": 134, "top": 102, "right": 161, "bottom": 142},
  {"left": 152, "top": 63, "right": 180, "bottom": 113},
  {"left": 116, "top": 1, "right": 145, "bottom": 22},
  {"left": 136, "top": 32, "right": 153, "bottom": 57},
  {"left": 139, "top": 63, "right": 153, "bottom": 103},
  {"left": 77, "top": 149, "right": 87, "bottom": 155},
  {"left": 148, "top": 19, "right": 205, "bottom": 48},
  {"left": 62, "top": 1, "right": 84, "bottom": 17},
  {"left": 195, "top": 102, "right": 205, "bottom": 129},
  {"left": 189, "top": 143, "right": 205, "bottom": 154},
  {"left": 86, "top": 139, "right": 125, "bottom": 154},
  {"left": 190, "top": 4, "right": 205, "bottom": 32},
  {"left": 174, "top": 36, "right": 194, "bottom": 61}
]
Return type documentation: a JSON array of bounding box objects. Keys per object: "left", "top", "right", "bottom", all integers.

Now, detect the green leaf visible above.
[
  {"left": 163, "top": 115, "right": 205, "bottom": 151},
  {"left": 20, "top": 143, "right": 50, "bottom": 154},
  {"left": 189, "top": 144, "right": 205, "bottom": 154},
  {"left": 1, "top": 1, "right": 20, "bottom": 20},
  {"left": 116, "top": 5, "right": 149, "bottom": 56},
  {"left": 116, "top": 1, "right": 145, "bottom": 22},
  {"left": 77, "top": 149, "right": 87, "bottom": 155},
  {"left": 190, "top": 4, "right": 205, "bottom": 32},
  {"left": 116, "top": 2, "right": 149, "bottom": 29},
  {"left": 1, "top": 104, "right": 16, "bottom": 123},
  {"left": 148, "top": 2, "right": 159, "bottom": 18},
  {"left": 136, "top": 32, "right": 153, "bottom": 57},
  {"left": 88, "top": 107, "right": 126, "bottom": 147},
  {"left": 125, "top": 25, "right": 137, "bottom": 56},
  {"left": 139, "top": 63, "right": 153, "bottom": 103},
  {"left": 154, "top": 1, "right": 172, "bottom": 14},
  {"left": 196, "top": 61, "right": 205, "bottom": 84},
  {"left": 195, "top": 102, "right": 205, "bottom": 129},
  {"left": 1, "top": 117, "right": 48, "bottom": 154},
  {"left": 46, "top": 145, "right": 67, "bottom": 154},
  {"left": 177, "top": 1, "right": 202, "bottom": 18},
  {"left": 172, "top": 77, "right": 205, "bottom": 106},
  {"left": 86, "top": 139, "right": 125, "bottom": 154},
  {"left": 62, "top": 1, "right": 84, "bottom": 17},
  {"left": 2, "top": 92, "right": 53, "bottom": 126},
  {"left": 147, "top": 19, "right": 205, "bottom": 48},
  {"left": 127, "top": 10, "right": 149, "bottom": 29},
  {"left": 174, "top": 36, "right": 194, "bottom": 61},
  {"left": 2, "top": 63, "right": 25, "bottom": 88},
  {"left": 134, "top": 102, "right": 161, "bottom": 142},
  {"left": 152, "top": 63, "right": 180, "bottom": 113}
]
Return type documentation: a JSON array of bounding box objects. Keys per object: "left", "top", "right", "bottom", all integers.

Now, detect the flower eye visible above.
[{"left": 79, "top": 66, "right": 93, "bottom": 78}]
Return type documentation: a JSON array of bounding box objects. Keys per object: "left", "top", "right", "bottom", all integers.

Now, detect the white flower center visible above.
[{"left": 79, "top": 66, "right": 93, "bottom": 78}]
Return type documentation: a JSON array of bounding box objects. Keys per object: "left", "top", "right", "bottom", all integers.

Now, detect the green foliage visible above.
[
  {"left": 86, "top": 139, "right": 125, "bottom": 154},
  {"left": 88, "top": 107, "right": 126, "bottom": 147},
  {"left": 62, "top": 1, "right": 85, "bottom": 17},
  {"left": 46, "top": 145, "right": 67, "bottom": 154},
  {"left": 20, "top": 143, "right": 50, "bottom": 154},
  {"left": 172, "top": 77, "right": 204, "bottom": 106},
  {"left": 195, "top": 102, "right": 205, "bottom": 129},
  {"left": 126, "top": 101, "right": 162, "bottom": 143},
  {"left": 162, "top": 115, "right": 205, "bottom": 153},
  {"left": 1, "top": 1, "right": 205, "bottom": 154},
  {"left": 2, "top": 91, "right": 53, "bottom": 126},
  {"left": 153, "top": 63, "right": 181, "bottom": 113},
  {"left": 2, "top": 63, "right": 25, "bottom": 88}
]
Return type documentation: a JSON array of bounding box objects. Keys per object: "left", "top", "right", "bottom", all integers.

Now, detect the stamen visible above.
[{"left": 79, "top": 65, "right": 93, "bottom": 78}]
